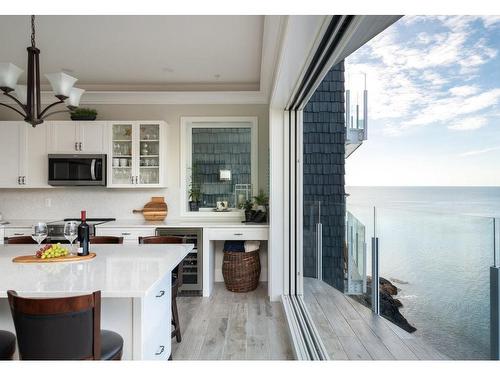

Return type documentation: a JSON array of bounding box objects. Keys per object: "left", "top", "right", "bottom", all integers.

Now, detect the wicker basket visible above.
[{"left": 222, "top": 250, "right": 261, "bottom": 293}]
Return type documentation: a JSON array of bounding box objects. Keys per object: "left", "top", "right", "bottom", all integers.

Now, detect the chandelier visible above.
[{"left": 0, "top": 15, "right": 84, "bottom": 127}]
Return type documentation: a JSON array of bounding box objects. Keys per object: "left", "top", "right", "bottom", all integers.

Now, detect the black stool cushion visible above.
[
  {"left": 100, "top": 330, "right": 123, "bottom": 360},
  {"left": 0, "top": 330, "right": 16, "bottom": 360}
]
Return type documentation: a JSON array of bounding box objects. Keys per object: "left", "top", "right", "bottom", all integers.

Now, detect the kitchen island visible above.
[{"left": 0, "top": 243, "right": 193, "bottom": 360}]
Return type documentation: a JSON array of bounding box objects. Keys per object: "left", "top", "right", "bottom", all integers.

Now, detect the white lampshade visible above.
[
  {"left": 65, "top": 87, "right": 85, "bottom": 107},
  {"left": 13, "top": 84, "right": 28, "bottom": 105},
  {"left": 0, "top": 63, "right": 24, "bottom": 89},
  {"left": 45, "top": 72, "right": 77, "bottom": 97}
]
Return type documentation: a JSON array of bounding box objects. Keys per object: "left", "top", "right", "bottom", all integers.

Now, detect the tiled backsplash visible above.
[{"left": 0, "top": 187, "right": 178, "bottom": 221}]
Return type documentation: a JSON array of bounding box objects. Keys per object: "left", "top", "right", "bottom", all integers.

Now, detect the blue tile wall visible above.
[
  {"left": 192, "top": 128, "right": 252, "bottom": 208},
  {"left": 303, "top": 61, "right": 346, "bottom": 291}
]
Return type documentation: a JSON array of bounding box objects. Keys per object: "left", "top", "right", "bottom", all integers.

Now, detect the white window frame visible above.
[{"left": 180, "top": 116, "right": 259, "bottom": 218}]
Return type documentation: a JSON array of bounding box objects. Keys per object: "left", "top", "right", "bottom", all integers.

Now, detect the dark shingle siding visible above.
[{"left": 302, "top": 61, "right": 346, "bottom": 291}]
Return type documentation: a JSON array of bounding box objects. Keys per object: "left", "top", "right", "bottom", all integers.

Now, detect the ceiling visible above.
[{"left": 0, "top": 15, "right": 265, "bottom": 91}]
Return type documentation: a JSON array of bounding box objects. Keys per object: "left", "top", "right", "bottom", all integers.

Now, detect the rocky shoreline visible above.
[{"left": 351, "top": 276, "right": 416, "bottom": 333}]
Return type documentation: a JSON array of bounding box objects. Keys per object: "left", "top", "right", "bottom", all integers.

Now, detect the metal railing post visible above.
[
  {"left": 491, "top": 218, "right": 500, "bottom": 360},
  {"left": 371, "top": 206, "right": 380, "bottom": 315},
  {"left": 371, "top": 236, "right": 380, "bottom": 315}
]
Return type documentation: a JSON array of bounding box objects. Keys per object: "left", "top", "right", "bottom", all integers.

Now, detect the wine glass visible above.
[
  {"left": 31, "top": 222, "right": 48, "bottom": 247},
  {"left": 64, "top": 221, "right": 78, "bottom": 255}
]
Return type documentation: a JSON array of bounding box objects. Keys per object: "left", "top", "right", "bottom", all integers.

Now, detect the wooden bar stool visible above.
[
  {"left": 138, "top": 236, "right": 184, "bottom": 343},
  {"left": 7, "top": 290, "right": 123, "bottom": 360},
  {"left": 0, "top": 331, "right": 16, "bottom": 360},
  {"left": 90, "top": 236, "right": 124, "bottom": 244},
  {"left": 6, "top": 236, "right": 38, "bottom": 245}
]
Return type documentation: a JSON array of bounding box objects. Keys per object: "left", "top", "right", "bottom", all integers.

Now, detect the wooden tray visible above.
[{"left": 12, "top": 253, "right": 96, "bottom": 263}]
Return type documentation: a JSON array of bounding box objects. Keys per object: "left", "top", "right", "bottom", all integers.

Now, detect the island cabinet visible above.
[
  {"left": 137, "top": 272, "right": 172, "bottom": 360},
  {"left": 0, "top": 244, "right": 192, "bottom": 360},
  {"left": 0, "top": 121, "right": 48, "bottom": 188},
  {"left": 107, "top": 121, "right": 166, "bottom": 188}
]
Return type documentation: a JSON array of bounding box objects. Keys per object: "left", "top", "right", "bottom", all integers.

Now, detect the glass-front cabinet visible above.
[{"left": 108, "top": 121, "right": 165, "bottom": 187}]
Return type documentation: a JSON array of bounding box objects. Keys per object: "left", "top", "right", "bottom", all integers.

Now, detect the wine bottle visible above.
[{"left": 77, "top": 210, "right": 90, "bottom": 256}]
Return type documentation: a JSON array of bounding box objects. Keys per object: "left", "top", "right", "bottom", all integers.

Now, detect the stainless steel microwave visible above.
[{"left": 48, "top": 154, "right": 106, "bottom": 186}]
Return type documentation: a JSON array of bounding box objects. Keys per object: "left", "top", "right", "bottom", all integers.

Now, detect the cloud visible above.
[
  {"left": 449, "top": 85, "right": 480, "bottom": 97},
  {"left": 447, "top": 116, "right": 487, "bottom": 131},
  {"left": 481, "top": 16, "right": 500, "bottom": 28},
  {"left": 346, "top": 16, "right": 500, "bottom": 137},
  {"left": 460, "top": 146, "right": 500, "bottom": 157}
]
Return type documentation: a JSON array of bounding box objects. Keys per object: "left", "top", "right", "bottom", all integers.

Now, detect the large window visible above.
[{"left": 180, "top": 117, "right": 258, "bottom": 216}]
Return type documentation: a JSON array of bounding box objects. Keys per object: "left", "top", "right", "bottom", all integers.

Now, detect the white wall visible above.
[{"left": 0, "top": 104, "right": 269, "bottom": 221}]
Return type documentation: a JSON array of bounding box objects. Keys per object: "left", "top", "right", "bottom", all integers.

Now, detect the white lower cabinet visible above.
[{"left": 4, "top": 227, "right": 31, "bottom": 238}]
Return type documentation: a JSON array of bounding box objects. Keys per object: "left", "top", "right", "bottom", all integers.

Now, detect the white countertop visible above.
[
  {"left": 0, "top": 218, "right": 269, "bottom": 229},
  {"left": 0, "top": 219, "right": 59, "bottom": 228},
  {"left": 0, "top": 244, "right": 193, "bottom": 298},
  {"left": 96, "top": 219, "right": 269, "bottom": 228}
]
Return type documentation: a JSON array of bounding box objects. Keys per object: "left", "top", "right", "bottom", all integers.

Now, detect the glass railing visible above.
[{"left": 347, "top": 202, "right": 496, "bottom": 360}]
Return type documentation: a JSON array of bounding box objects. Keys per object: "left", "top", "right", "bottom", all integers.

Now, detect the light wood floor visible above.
[
  {"left": 303, "top": 278, "right": 449, "bottom": 360},
  {"left": 172, "top": 282, "right": 294, "bottom": 360}
]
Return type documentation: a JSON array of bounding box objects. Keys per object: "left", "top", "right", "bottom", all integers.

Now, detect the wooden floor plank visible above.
[
  {"left": 221, "top": 303, "right": 248, "bottom": 360},
  {"left": 172, "top": 282, "right": 293, "bottom": 360},
  {"left": 303, "top": 278, "right": 447, "bottom": 361}
]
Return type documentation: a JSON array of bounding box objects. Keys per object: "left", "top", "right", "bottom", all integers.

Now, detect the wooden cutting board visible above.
[
  {"left": 12, "top": 253, "right": 96, "bottom": 263},
  {"left": 133, "top": 196, "right": 168, "bottom": 221}
]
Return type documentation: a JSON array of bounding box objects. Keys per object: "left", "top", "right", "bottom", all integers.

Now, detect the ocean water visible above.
[{"left": 346, "top": 186, "right": 500, "bottom": 360}]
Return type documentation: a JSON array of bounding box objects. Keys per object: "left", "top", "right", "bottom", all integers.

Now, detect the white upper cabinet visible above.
[
  {"left": 0, "top": 122, "right": 49, "bottom": 188},
  {"left": 47, "top": 121, "right": 105, "bottom": 153},
  {"left": 107, "top": 121, "right": 166, "bottom": 188},
  {"left": 20, "top": 124, "right": 48, "bottom": 187},
  {"left": 0, "top": 122, "right": 23, "bottom": 187},
  {"left": 78, "top": 121, "right": 105, "bottom": 153}
]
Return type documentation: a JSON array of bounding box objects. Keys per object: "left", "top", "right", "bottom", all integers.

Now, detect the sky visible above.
[{"left": 345, "top": 15, "right": 500, "bottom": 186}]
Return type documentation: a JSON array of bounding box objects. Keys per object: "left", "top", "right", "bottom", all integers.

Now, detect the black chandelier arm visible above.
[
  {"left": 41, "top": 109, "right": 70, "bottom": 120},
  {"left": 0, "top": 102, "right": 27, "bottom": 118},
  {"left": 2, "top": 92, "right": 28, "bottom": 112},
  {"left": 38, "top": 99, "right": 65, "bottom": 118}
]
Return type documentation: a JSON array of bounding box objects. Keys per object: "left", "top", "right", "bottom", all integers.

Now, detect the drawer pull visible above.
[
  {"left": 121, "top": 232, "right": 131, "bottom": 236},
  {"left": 14, "top": 233, "right": 25, "bottom": 236},
  {"left": 155, "top": 290, "right": 165, "bottom": 298},
  {"left": 234, "top": 233, "right": 243, "bottom": 236},
  {"left": 155, "top": 345, "right": 165, "bottom": 355}
]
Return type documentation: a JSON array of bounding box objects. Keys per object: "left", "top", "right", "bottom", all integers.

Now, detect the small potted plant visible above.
[
  {"left": 70, "top": 107, "right": 98, "bottom": 121},
  {"left": 241, "top": 199, "right": 254, "bottom": 222},
  {"left": 253, "top": 190, "right": 269, "bottom": 212},
  {"left": 188, "top": 185, "right": 201, "bottom": 212}
]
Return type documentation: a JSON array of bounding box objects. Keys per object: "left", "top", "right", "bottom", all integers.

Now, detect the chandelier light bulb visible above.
[{"left": 0, "top": 63, "right": 24, "bottom": 90}]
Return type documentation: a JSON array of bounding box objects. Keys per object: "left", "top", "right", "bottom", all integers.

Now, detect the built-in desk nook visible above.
[{"left": 95, "top": 220, "right": 270, "bottom": 298}]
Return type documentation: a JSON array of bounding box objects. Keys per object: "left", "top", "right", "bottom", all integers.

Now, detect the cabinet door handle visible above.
[
  {"left": 17, "top": 176, "right": 21, "bottom": 185},
  {"left": 155, "top": 345, "right": 165, "bottom": 355},
  {"left": 234, "top": 233, "right": 243, "bottom": 236},
  {"left": 22, "top": 176, "right": 25, "bottom": 185},
  {"left": 121, "top": 232, "right": 131, "bottom": 236},
  {"left": 156, "top": 290, "right": 165, "bottom": 298},
  {"left": 79, "top": 142, "right": 82, "bottom": 151},
  {"left": 135, "top": 176, "right": 139, "bottom": 184},
  {"left": 75, "top": 142, "right": 78, "bottom": 151}
]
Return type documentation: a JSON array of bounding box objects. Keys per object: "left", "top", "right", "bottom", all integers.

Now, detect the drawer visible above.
[
  {"left": 204, "top": 227, "right": 268, "bottom": 241},
  {"left": 96, "top": 227, "right": 156, "bottom": 242},
  {"left": 5, "top": 227, "right": 31, "bottom": 238}
]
